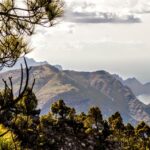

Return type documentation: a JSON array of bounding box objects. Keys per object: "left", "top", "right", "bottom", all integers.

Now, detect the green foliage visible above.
[
  {"left": 16, "top": 88, "right": 38, "bottom": 115},
  {"left": 0, "top": 91, "right": 150, "bottom": 150},
  {"left": 87, "top": 107, "right": 103, "bottom": 131},
  {"left": 51, "top": 99, "right": 71, "bottom": 119},
  {"left": 136, "top": 121, "right": 150, "bottom": 138},
  {"left": 0, "top": 124, "right": 20, "bottom": 150},
  {"left": 108, "top": 111, "right": 124, "bottom": 131}
]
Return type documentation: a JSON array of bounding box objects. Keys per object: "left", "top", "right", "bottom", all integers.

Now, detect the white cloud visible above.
[
  {"left": 64, "top": 0, "right": 150, "bottom": 23},
  {"left": 27, "top": 0, "right": 150, "bottom": 82}
]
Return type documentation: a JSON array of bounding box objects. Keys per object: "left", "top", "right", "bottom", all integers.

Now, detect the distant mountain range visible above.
[
  {"left": 1, "top": 57, "right": 63, "bottom": 72},
  {"left": 124, "top": 78, "right": 150, "bottom": 96},
  {"left": 0, "top": 58, "right": 150, "bottom": 125},
  {"left": 113, "top": 74, "right": 150, "bottom": 96}
]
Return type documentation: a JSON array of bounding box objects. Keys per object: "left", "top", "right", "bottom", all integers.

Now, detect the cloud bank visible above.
[{"left": 64, "top": 0, "right": 150, "bottom": 24}]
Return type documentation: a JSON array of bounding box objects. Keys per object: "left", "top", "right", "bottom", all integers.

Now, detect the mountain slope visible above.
[
  {"left": 113, "top": 74, "right": 150, "bottom": 97},
  {"left": 0, "top": 64, "right": 150, "bottom": 124}
]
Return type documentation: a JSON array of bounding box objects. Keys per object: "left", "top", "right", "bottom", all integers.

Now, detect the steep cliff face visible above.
[{"left": 0, "top": 64, "right": 150, "bottom": 124}]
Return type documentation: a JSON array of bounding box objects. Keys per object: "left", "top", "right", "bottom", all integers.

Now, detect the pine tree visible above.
[{"left": 0, "top": 0, "right": 63, "bottom": 69}]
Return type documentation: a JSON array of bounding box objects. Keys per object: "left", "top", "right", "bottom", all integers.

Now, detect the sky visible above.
[{"left": 27, "top": 0, "right": 150, "bottom": 83}]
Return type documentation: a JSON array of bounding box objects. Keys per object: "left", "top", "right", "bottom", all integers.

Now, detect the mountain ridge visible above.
[
  {"left": 0, "top": 63, "right": 150, "bottom": 125},
  {"left": 113, "top": 74, "right": 150, "bottom": 100},
  {"left": 0, "top": 57, "right": 63, "bottom": 72}
]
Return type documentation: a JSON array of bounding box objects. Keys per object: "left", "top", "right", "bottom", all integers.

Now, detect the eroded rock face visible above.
[{"left": 0, "top": 64, "right": 150, "bottom": 124}]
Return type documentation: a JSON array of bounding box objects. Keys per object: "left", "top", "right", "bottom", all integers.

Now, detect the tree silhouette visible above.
[
  {"left": 51, "top": 100, "right": 71, "bottom": 120},
  {"left": 87, "top": 107, "right": 103, "bottom": 132},
  {"left": 0, "top": 0, "right": 63, "bottom": 69},
  {"left": 0, "top": 1, "right": 63, "bottom": 146}
]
